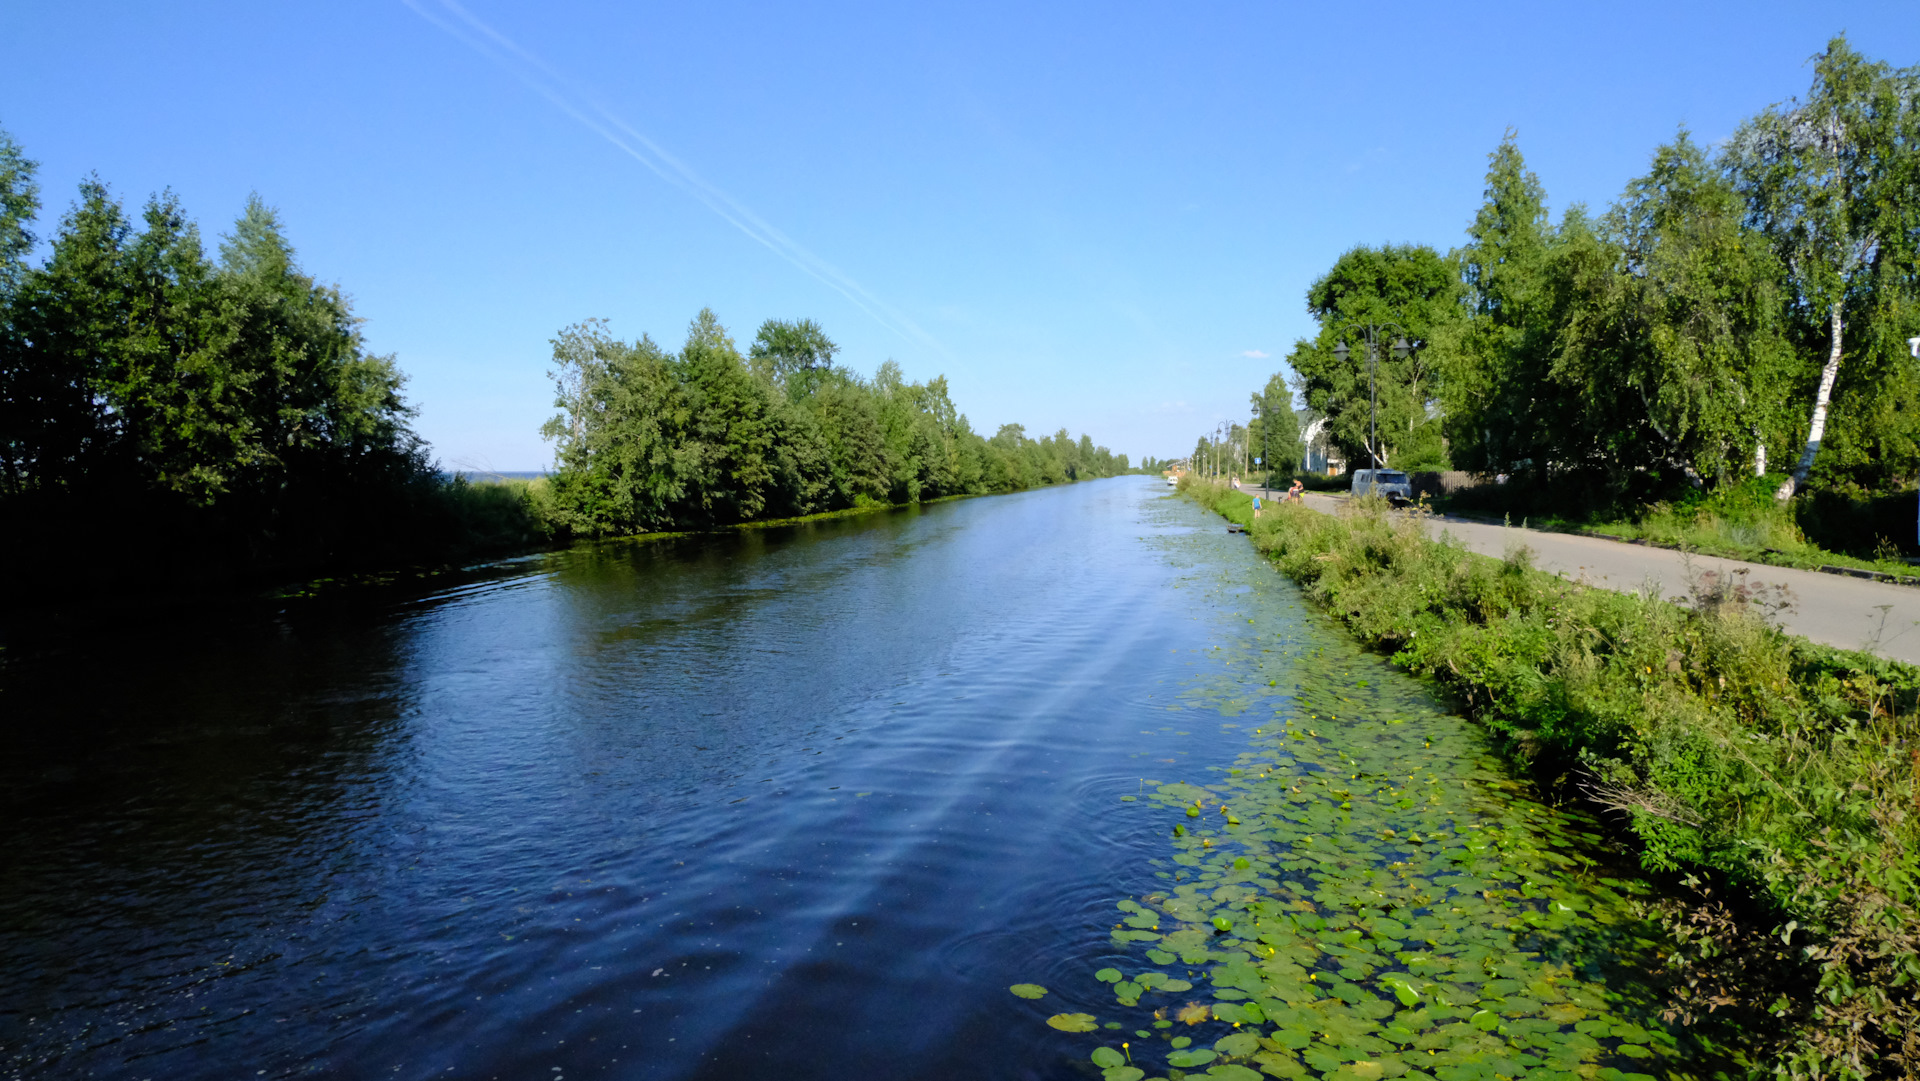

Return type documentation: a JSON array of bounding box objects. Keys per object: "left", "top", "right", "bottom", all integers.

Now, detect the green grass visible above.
[{"left": 1177, "top": 474, "right": 1920, "bottom": 1079}]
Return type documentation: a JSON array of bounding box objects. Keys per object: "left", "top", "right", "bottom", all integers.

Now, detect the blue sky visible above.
[{"left": 3, "top": 2, "right": 1915, "bottom": 470}]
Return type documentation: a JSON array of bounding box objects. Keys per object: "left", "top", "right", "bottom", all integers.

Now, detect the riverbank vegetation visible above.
[
  {"left": 1214, "top": 37, "right": 1920, "bottom": 569},
  {"left": 537, "top": 313, "right": 1129, "bottom": 535},
  {"left": 0, "top": 124, "right": 1133, "bottom": 605},
  {"left": 0, "top": 129, "right": 552, "bottom": 606},
  {"left": 1182, "top": 476, "right": 1920, "bottom": 1079}
]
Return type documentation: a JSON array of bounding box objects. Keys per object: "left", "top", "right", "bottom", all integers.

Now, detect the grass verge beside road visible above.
[
  {"left": 1431, "top": 475, "right": 1920, "bottom": 583},
  {"left": 1180, "top": 475, "right": 1920, "bottom": 1080}
]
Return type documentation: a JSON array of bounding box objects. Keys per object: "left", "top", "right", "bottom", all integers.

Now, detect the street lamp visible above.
[
  {"left": 1331, "top": 324, "right": 1413, "bottom": 470},
  {"left": 1251, "top": 401, "right": 1264, "bottom": 492}
]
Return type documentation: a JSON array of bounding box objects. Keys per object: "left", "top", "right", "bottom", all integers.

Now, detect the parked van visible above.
[{"left": 1350, "top": 469, "right": 1412, "bottom": 504}]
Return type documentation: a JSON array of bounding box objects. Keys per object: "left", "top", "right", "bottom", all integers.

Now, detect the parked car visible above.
[{"left": 1350, "top": 469, "right": 1412, "bottom": 504}]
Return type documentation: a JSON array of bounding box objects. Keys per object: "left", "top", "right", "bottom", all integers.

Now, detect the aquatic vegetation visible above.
[
  {"left": 1174, "top": 477, "right": 1920, "bottom": 1078},
  {"left": 1050, "top": 673, "right": 1716, "bottom": 1081},
  {"left": 1018, "top": 497, "right": 1740, "bottom": 1080}
]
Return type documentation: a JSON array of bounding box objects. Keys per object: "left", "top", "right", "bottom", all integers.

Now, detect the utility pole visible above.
[{"left": 1331, "top": 323, "right": 1414, "bottom": 471}]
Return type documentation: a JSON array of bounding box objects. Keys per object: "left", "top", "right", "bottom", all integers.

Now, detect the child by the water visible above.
[{"left": 1251, "top": 495, "right": 1262, "bottom": 518}]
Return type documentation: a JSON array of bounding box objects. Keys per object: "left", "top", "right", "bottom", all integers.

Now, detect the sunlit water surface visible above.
[{"left": 1, "top": 479, "right": 1718, "bottom": 1080}]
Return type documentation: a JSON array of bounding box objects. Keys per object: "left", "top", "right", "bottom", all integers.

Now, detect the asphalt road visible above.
[{"left": 1253, "top": 487, "right": 1920, "bottom": 664}]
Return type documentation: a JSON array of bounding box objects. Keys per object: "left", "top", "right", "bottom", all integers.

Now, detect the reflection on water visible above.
[{"left": 0, "top": 479, "right": 1715, "bottom": 1080}]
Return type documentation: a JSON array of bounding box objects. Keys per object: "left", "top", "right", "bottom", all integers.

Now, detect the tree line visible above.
[
  {"left": 0, "top": 121, "right": 1136, "bottom": 602},
  {"left": 539, "top": 313, "right": 1130, "bottom": 535},
  {"left": 1267, "top": 37, "right": 1918, "bottom": 513},
  {"left": 0, "top": 128, "right": 496, "bottom": 604}
]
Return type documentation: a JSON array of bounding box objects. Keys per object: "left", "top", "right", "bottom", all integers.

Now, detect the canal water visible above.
[{"left": 0, "top": 478, "right": 1724, "bottom": 1080}]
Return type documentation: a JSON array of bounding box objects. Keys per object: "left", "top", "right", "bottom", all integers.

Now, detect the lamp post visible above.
[
  {"left": 1252, "top": 401, "right": 1274, "bottom": 494},
  {"left": 1330, "top": 323, "right": 1413, "bottom": 470},
  {"left": 1251, "top": 401, "right": 1263, "bottom": 493},
  {"left": 1911, "top": 337, "right": 1920, "bottom": 546}
]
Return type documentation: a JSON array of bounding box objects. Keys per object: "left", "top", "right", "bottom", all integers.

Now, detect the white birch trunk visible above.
[{"left": 1777, "top": 302, "right": 1844, "bottom": 501}]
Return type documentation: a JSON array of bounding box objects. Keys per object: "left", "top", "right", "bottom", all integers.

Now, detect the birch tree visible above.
[{"left": 1726, "top": 36, "right": 1919, "bottom": 500}]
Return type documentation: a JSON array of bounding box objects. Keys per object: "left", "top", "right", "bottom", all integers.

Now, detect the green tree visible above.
[
  {"left": 541, "top": 319, "right": 692, "bottom": 533},
  {"left": 0, "top": 124, "right": 34, "bottom": 295},
  {"left": 748, "top": 317, "right": 839, "bottom": 396},
  {"left": 1551, "top": 133, "right": 1799, "bottom": 490},
  {"left": 1289, "top": 243, "right": 1458, "bottom": 470},
  {"left": 1250, "top": 371, "right": 1300, "bottom": 480},
  {"left": 1726, "top": 36, "right": 1920, "bottom": 498},
  {"left": 1437, "top": 132, "right": 1569, "bottom": 477}
]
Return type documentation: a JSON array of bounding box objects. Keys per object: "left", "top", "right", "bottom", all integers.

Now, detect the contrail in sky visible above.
[{"left": 401, "top": 0, "right": 943, "bottom": 354}]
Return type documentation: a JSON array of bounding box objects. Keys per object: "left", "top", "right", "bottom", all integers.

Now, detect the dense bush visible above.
[{"left": 1184, "top": 477, "right": 1920, "bottom": 1079}]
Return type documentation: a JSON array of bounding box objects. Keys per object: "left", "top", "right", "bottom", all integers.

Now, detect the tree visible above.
[
  {"left": 541, "top": 320, "right": 692, "bottom": 533},
  {"left": 1250, "top": 371, "right": 1300, "bottom": 480},
  {"left": 0, "top": 124, "right": 34, "bottom": 296},
  {"left": 1289, "top": 243, "right": 1458, "bottom": 470},
  {"left": 1726, "top": 36, "right": 1920, "bottom": 499},
  {"left": 1437, "top": 132, "right": 1569, "bottom": 477},
  {"left": 1551, "top": 132, "right": 1799, "bottom": 490},
  {"left": 748, "top": 317, "right": 839, "bottom": 396}
]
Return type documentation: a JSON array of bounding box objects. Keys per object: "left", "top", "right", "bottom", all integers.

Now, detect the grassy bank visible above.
[{"left": 1179, "top": 476, "right": 1920, "bottom": 1080}]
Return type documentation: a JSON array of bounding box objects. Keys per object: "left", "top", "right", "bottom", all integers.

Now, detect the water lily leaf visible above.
[
  {"left": 1047, "top": 1013, "right": 1099, "bottom": 1032},
  {"left": 1213, "top": 916, "right": 1234, "bottom": 932},
  {"left": 1146, "top": 949, "right": 1177, "bottom": 965},
  {"left": 1167, "top": 1049, "right": 1217, "bottom": 1068},
  {"left": 1170, "top": 1036, "right": 1192, "bottom": 1049},
  {"left": 1095, "top": 968, "right": 1123, "bottom": 984},
  {"left": 1203, "top": 1066, "right": 1262, "bottom": 1081},
  {"left": 1176, "top": 1002, "right": 1211, "bottom": 1025},
  {"left": 1215, "top": 1031, "right": 1261, "bottom": 1057},
  {"left": 1102, "top": 1069, "right": 1145, "bottom": 1081},
  {"left": 1270, "top": 1027, "right": 1312, "bottom": 1050},
  {"left": 1469, "top": 1009, "right": 1498, "bottom": 1031},
  {"left": 1009, "top": 984, "right": 1048, "bottom": 999},
  {"left": 1380, "top": 974, "right": 1421, "bottom": 1007},
  {"left": 1091, "top": 1047, "right": 1126, "bottom": 1068},
  {"left": 1160, "top": 978, "right": 1193, "bottom": 992}
]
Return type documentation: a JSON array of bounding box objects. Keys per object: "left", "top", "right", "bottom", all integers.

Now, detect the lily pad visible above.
[
  {"left": 1095, "top": 968, "right": 1122, "bottom": 984},
  {"left": 1009, "top": 983, "right": 1047, "bottom": 999},
  {"left": 1214, "top": 1031, "right": 1261, "bottom": 1057},
  {"left": 1204, "top": 1067, "right": 1264, "bottom": 1081},
  {"left": 1103, "top": 1069, "right": 1145, "bottom": 1081},
  {"left": 1175, "top": 1002, "right": 1211, "bottom": 1025},
  {"left": 1046, "top": 1013, "right": 1099, "bottom": 1032},
  {"left": 1091, "top": 1047, "right": 1126, "bottom": 1068},
  {"left": 1167, "top": 1048, "right": 1218, "bottom": 1068}
]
